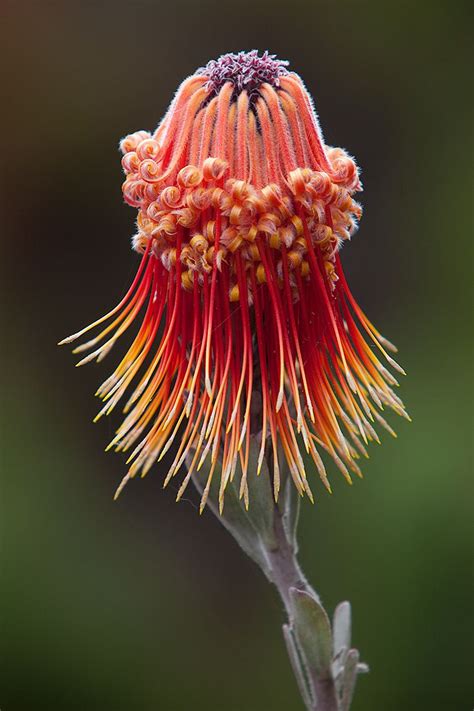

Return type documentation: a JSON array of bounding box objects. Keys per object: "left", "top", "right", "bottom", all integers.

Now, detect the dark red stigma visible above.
[{"left": 199, "top": 50, "right": 290, "bottom": 98}]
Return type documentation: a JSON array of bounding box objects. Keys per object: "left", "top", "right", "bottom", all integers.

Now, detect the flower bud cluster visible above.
[{"left": 120, "top": 133, "right": 362, "bottom": 300}]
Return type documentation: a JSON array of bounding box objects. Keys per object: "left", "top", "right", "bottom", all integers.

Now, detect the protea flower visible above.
[{"left": 60, "top": 50, "right": 407, "bottom": 512}]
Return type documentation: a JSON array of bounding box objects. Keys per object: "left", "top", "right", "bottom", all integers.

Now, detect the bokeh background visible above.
[{"left": 1, "top": 1, "right": 472, "bottom": 709}]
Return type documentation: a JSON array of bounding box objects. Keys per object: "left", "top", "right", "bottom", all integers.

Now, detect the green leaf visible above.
[
  {"left": 333, "top": 601, "right": 352, "bottom": 658},
  {"left": 282, "top": 624, "right": 314, "bottom": 711},
  {"left": 278, "top": 469, "right": 301, "bottom": 553},
  {"left": 340, "top": 649, "right": 359, "bottom": 711},
  {"left": 192, "top": 464, "right": 272, "bottom": 577},
  {"left": 241, "top": 436, "right": 277, "bottom": 550},
  {"left": 289, "top": 587, "right": 333, "bottom": 679},
  {"left": 190, "top": 438, "right": 280, "bottom": 578},
  {"left": 332, "top": 605, "right": 350, "bottom": 693}
]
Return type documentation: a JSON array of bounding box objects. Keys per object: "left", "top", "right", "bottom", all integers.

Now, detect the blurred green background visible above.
[{"left": 1, "top": 1, "right": 472, "bottom": 709}]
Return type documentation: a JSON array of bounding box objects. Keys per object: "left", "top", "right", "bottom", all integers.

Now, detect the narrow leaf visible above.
[
  {"left": 278, "top": 471, "right": 301, "bottom": 553},
  {"left": 340, "top": 649, "right": 359, "bottom": 711},
  {"left": 283, "top": 624, "right": 315, "bottom": 711},
  {"left": 333, "top": 601, "right": 352, "bottom": 657}
]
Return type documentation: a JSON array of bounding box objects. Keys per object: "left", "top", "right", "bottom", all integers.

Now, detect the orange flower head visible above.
[{"left": 61, "top": 51, "right": 408, "bottom": 511}]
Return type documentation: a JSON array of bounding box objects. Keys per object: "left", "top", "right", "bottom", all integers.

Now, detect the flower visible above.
[{"left": 60, "top": 51, "right": 408, "bottom": 512}]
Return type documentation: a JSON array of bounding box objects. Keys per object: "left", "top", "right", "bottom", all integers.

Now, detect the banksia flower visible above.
[{"left": 61, "top": 51, "right": 407, "bottom": 512}]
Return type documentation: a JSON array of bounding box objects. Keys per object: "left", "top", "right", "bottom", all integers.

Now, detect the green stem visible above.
[
  {"left": 268, "top": 505, "right": 339, "bottom": 711},
  {"left": 189, "top": 443, "right": 347, "bottom": 711}
]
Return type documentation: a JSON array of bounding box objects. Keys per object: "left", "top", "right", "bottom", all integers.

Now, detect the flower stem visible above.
[
  {"left": 268, "top": 504, "right": 339, "bottom": 711},
  {"left": 266, "top": 500, "right": 317, "bottom": 608},
  {"left": 189, "top": 441, "right": 362, "bottom": 711}
]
